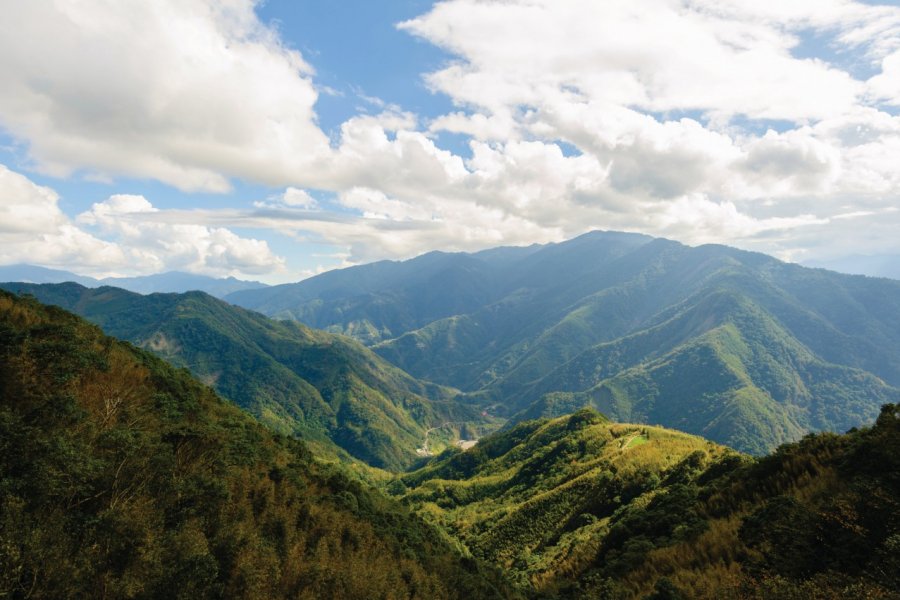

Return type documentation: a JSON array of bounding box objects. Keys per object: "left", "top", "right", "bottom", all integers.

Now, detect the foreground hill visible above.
[
  {"left": 228, "top": 231, "right": 900, "bottom": 454},
  {"left": 0, "top": 283, "right": 488, "bottom": 470},
  {"left": 399, "top": 408, "right": 900, "bottom": 598},
  {"left": 0, "top": 291, "right": 512, "bottom": 598}
]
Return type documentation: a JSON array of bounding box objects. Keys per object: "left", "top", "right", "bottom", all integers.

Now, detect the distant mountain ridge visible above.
[
  {"left": 0, "top": 264, "right": 99, "bottom": 286},
  {"left": 227, "top": 231, "right": 900, "bottom": 454},
  {"left": 224, "top": 232, "right": 647, "bottom": 343},
  {"left": 0, "top": 282, "right": 488, "bottom": 469},
  {"left": 804, "top": 253, "right": 900, "bottom": 281},
  {"left": 0, "top": 264, "right": 267, "bottom": 298}
]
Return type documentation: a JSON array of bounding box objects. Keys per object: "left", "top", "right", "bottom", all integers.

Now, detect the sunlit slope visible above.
[
  {"left": 398, "top": 406, "right": 900, "bottom": 598},
  {"left": 397, "top": 409, "right": 726, "bottom": 589}
]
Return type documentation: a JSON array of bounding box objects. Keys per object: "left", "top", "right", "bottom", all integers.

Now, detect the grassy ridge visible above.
[
  {"left": 399, "top": 407, "right": 900, "bottom": 598},
  {"left": 396, "top": 409, "right": 728, "bottom": 590}
]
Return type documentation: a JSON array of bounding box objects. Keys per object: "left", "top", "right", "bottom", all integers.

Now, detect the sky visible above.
[{"left": 1, "top": 0, "right": 899, "bottom": 284}]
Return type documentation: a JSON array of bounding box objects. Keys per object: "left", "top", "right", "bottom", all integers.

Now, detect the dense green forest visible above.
[
  {"left": 398, "top": 408, "right": 900, "bottom": 598},
  {"left": 0, "top": 283, "right": 493, "bottom": 470},
  {"left": 227, "top": 231, "right": 900, "bottom": 454},
  {"left": 0, "top": 291, "right": 513, "bottom": 599},
  {"left": 3, "top": 287, "right": 899, "bottom": 598}
]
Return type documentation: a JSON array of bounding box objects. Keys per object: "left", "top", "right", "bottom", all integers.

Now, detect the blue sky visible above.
[
  {"left": 1, "top": 0, "right": 900, "bottom": 283},
  {"left": 258, "top": 1, "right": 455, "bottom": 131}
]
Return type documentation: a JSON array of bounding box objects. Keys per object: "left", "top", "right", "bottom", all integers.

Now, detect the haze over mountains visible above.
[
  {"left": 7, "top": 231, "right": 900, "bottom": 457},
  {"left": 0, "top": 264, "right": 267, "bottom": 299},
  {"left": 228, "top": 231, "right": 900, "bottom": 454},
  {"left": 803, "top": 254, "right": 900, "bottom": 281}
]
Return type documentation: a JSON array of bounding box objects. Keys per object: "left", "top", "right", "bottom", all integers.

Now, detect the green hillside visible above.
[
  {"left": 398, "top": 407, "right": 900, "bottom": 598},
  {"left": 0, "top": 283, "right": 492, "bottom": 470},
  {"left": 228, "top": 232, "right": 900, "bottom": 454},
  {"left": 509, "top": 290, "right": 898, "bottom": 453},
  {"left": 0, "top": 291, "right": 514, "bottom": 599},
  {"left": 397, "top": 409, "right": 725, "bottom": 590}
]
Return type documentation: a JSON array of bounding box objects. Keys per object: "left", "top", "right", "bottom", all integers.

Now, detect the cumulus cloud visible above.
[
  {"left": 379, "top": 0, "right": 900, "bottom": 261},
  {"left": 868, "top": 50, "right": 900, "bottom": 105},
  {"left": 76, "top": 194, "right": 286, "bottom": 276},
  {"left": 1, "top": 0, "right": 900, "bottom": 271},
  {"left": 0, "top": 164, "right": 285, "bottom": 278},
  {"left": 0, "top": 0, "right": 330, "bottom": 192},
  {"left": 400, "top": 0, "right": 867, "bottom": 121},
  {"left": 280, "top": 188, "right": 319, "bottom": 210},
  {"left": 0, "top": 164, "right": 126, "bottom": 269}
]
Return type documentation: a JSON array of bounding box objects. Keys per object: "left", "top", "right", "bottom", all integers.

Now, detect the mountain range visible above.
[
  {"left": 0, "top": 264, "right": 267, "bottom": 298},
  {"left": 226, "top": 231, "right": 900, "bottom": 454},
  {"left": 0, "top": 282, "right": 490, "bottom": 470},
  {"left": 2, "top": 269, "right": 898, "bottom": 597}
]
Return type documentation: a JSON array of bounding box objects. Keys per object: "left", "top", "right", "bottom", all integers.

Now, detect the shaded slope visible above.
[
  {"left": 0, "top": 291, "right": 514, "bottom": 599},
  {"left": 0, "top": 282, "right": 486, "bottom": 470}
]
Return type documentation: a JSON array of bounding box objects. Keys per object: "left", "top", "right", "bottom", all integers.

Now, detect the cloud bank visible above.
[
  {"left": 0, "top": 165, "right": 283, "bottom": 278},
  {"left": 1, "top": 0, "right": 900, "bottom": 277}
]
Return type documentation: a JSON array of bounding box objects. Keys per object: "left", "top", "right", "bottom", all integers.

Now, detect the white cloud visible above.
[
  {"left": 0, "top": 0, "right": 330, "bottom": 192},
  {"left": 868, "top": 50, "right": 900, "bottom": 105},
  {"left": 77, "top": 194, "right": 285, "bottom": 276},
  {"left": 281, "top": 188, "right": 319, "bottom": 210},
  {"left": 400, "top": 0, "right": 866, "bottom": 122},
  {"left": 0, "top": 164, "right": 125, "bottom": 269},
  {"left": 735, "top": 128, "right": 842, "bottom": 197},
  {"left": 370, "top": 0, "right": 900, "bottom": 262},
  {"left": 0, "top": 164, "right": 285, "bottom": 278},
  {"left": 0, "top": 165, "right": 68, "bottom": 235},
  {"left": 1, "top": 0, "right": 900, "bottom": 271}
]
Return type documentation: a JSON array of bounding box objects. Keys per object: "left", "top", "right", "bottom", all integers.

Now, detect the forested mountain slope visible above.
[
  {"left": 228, "top": 231, "right": 900, "bottom": 453},
  {"left": 0, "top": 283, "right": 488, "bottom": 470},
  {"left": 0, "top": 291, "right": 513, "bottom": 599}
]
